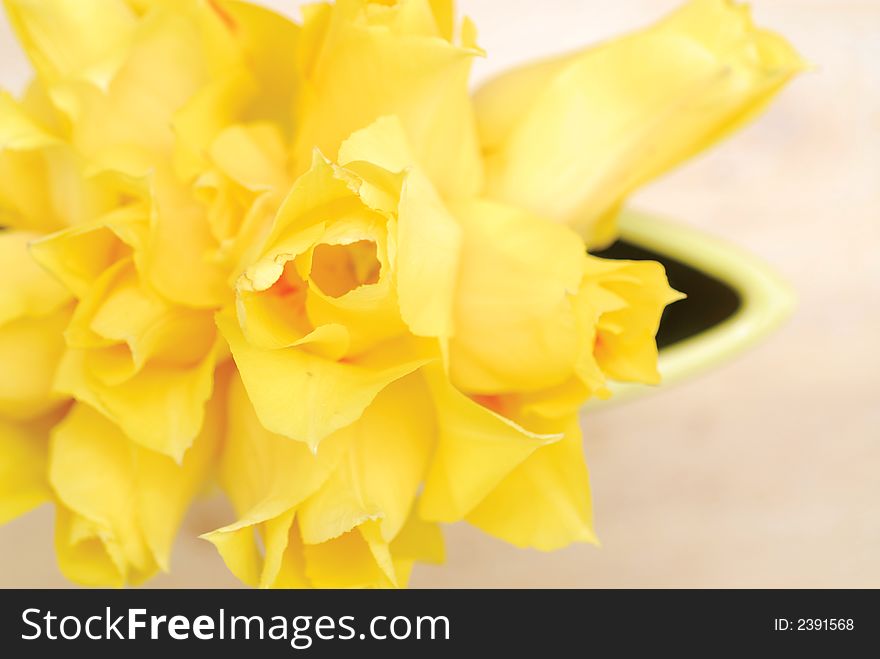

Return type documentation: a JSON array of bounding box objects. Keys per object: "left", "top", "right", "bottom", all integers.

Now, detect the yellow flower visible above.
[
  {"left": 223, "top": 117, "right": 454, "bottom": 448},
  {"left": 5, "top": 0, "right": 301, "bottom": 460},
  {"left": 50, "top": 379, "right": 224, "bottom": 587},
  {"left": 0, "top": 0, "right": 801, "bottom": 588},
  {"left": 30, "top": 212, "right": 223, "bottom": 460},
  {"left": 0, "top": 230, "right": 71, "bottom": 420},
  {"left": 217, "top": 112, "right": 682, "bottom": 562},
  {"left": 203, "top": 372, "right": 443, "bottom": 588},
  {"left": 0, "top": 0, "right": 301, "bottom": 585},
  {"left": 0, "top": 90, "right": 117, "bottom": 232},
  {"left": 445, "top": 199, "right": 683, "bottom": 397},
  {"left": 293, "top": 0, "right": 484, "bottom": 197},
  {"left": 475, "top": 0, "right": 805, "bottom": 247}
]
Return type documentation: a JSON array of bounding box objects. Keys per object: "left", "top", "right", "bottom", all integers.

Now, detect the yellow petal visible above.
[
  {"left": 587, "top": 258, "right": 684, "bottom": 384},
  {"left": 0, "top": 413, "right": 57, "bottom": 524},
  {"left": 144, "top": 172, "right": 230, "bottom": 308},
  {"left": 426, "top": 0, "right": 454, "bottom": 41},
  {"left": 49, "top": 403, "right": 155, "bottom": 585},
  {"left": 0, "top": 90, "right": 58, "bottom": 150},
  {"left": 36, "top": 207, "right": 221, "bottom": 434},
  {"left": 218, "top": 313, "right": 429, "bottom": 449},
  {"left": 54, "top": 505, "right": 129, "bottom": 588},
  {"left": 336, "top": 126, "right": 409, "bottom": 215},
  {"left": 347, "top": 374, "right": 435, "bottom": 542},
  {"left": 294, "top": 0, "right": 483, "bottom": 196},
  {"left": 206, "top": 370, "right": 434, "bottom": 588},
  {"left": 221, "top": 0, "right": 302, "bottom": 135},
  {"left": 239, "top": 278, "right": 351, "bottom": 358},
  {"left": 389, "top": 507, "right": 445, "bottom": 566},
  {"left": 63, "top": 259, "right": 216, "bottom": 380},
  {"left": 136, "top": 366, "right": 225, "bottom": 571},
  {"left": 3, "top": 0, "right": 137, "bottom": 89},
  {"left": 447, "top": 198, "right": 587, "bottom": 393},
  {"left": 297, "top": 463, "right": 380, "bottom": 546},
  {"left": 0, "top": 90, "right": 124, "bottom": 232},
  {"left": 234, "top": 167, "right": 410, "bottom": 362},
  {"left": 54, "top": 338, "right": 219, "bottom": 461},
  {"left": 171, "top": 68, "right": 260, "bottom": 182},
  {"left": 302, "top": 522, "right": 395, "bottom": 589},
  {"left": 467, "top": 415, "right": 598, "bottom": 550},
  {"left": 208, "top": 185, "right": 285, "bottom": 277},
  {"left": 28, "top": 206, "right": 149, "bottom": 299},
  {"left": 211, "top": 372, "right": 344, "bottom": 525},
  {"left": 260, "top": 509, "right": 307, "bottom": 589},
  {"left": 396, "top": 166, "right": 461, "bottom": 340},
  {"left": 256, "top": 152, "right": 352, "bottom": 255},
  {"left": 0, "top": 307, "right": 71, "bottom": 419},
  {"left": 52, "top": 1, "right": 243, "bottom": 167},
  {"left": 419, "top": 365, "right": 560, "bottom": 522},
  {"left": 172, "top": 0, "right": 301, "bottom": 176},
  {"left": 0, "top": 231, "right": 72, "bottom": 419},
  {"left": 0, "top": 146, "right": 112, "bottom": 233},
  {"left": 298, "top": 373, "right": 435, "bottom": 544},
  {"left": 208, "top": 123, "right": 289, "bottom": 192},
  {"left": 296, "top": 509, "right": 443, "bottom": 589},
  {"left": 300, "top": 211, "right": 407, "bottom": 355},
  {"left": 476, "top": 0, "right": 805, "bottom": 246},
  {"left": 508, "top": 265, "right": 635, "bottom": 419},
  {"left": 361, "top": 0, "right": 450, "bottom": 38},
  {"left": 337, "top": 114, "right": 414, "bottom": 173},
  {"left": 30, "top": 193, "right": 227, "bottom": 315},
  {"left": 0, "top": 231, "right": 69, "bottom": 323},
  {"left": 269, "top": 528, "right": 313, "bottom": 588},
  {"left": 50, "top": 397, "right": 221, "bottom": 585},
  {"left": 202, "top": 372, "right": 345, "bottom": 584},
  {"left": 238, "top": 148, "right": 405, "bottom": 358}
]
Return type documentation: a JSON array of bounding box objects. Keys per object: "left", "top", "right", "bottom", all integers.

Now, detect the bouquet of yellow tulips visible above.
[{"left": 0, "top": 0, "right": 801, "bottom": 588}]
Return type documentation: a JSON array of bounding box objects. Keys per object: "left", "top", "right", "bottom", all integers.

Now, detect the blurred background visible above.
[{"left": 1, "top": 0, "right": 878, "bottom": 587}]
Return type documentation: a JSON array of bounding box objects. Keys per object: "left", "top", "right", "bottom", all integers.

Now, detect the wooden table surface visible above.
[{"left": 1, "top": 0, "right": 877, "bottom": 588}]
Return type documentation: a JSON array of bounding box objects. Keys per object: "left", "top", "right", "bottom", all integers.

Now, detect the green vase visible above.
[{"left": 589, "top": 209, "right": 795, "bottom": 405}]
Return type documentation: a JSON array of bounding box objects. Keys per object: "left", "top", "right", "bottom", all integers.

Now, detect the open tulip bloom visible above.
[{"left": 0, "top": 0, "right": 802, "bottom": 588}]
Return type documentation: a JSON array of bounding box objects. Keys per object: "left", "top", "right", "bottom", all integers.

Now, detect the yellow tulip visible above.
[
  {"left": 50, "top": 384, "right": 223, "bottom": 587},
  {"left": 466, "top": 415, "right": 596, "bottom": 551},
  {"left": 30, "top": 210, "right": 223, "bottom": 461},
  {"left": 293, "top": 0, "right": 484, "bottom": 197},
  {"left": 587, "top": 258, "right": 686, "bottom": 384},
  {"left": 203, "top": 373, "right": 442, "bottom": 588},
  {"left": 0, "top": 0, "right": 801, "bottom": 587},
  {"left": 475, "top": 0, "right": 805, "bottom": 247},
  {"left": 4, "top": 0, "right": 303, "bottom": 461},
  {"left": 0, "top": 88, "right": 121, "bottom": 233},
  {"left": 220, "top": 113, "right": 680, "bottom": 554},
  {"left": 225, "top": 117, "right": 458, "bottom": 450}
]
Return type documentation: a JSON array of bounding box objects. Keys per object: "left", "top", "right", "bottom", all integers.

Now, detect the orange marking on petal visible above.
[
  {"left": 471, "top": 394, "right": 505, "bottom": 415},
  {"left": 272, "top": 275, "right": 301, "bottom": 298},
  {"left": 208, "top": 0, "right": 238, "bottom": 32}
]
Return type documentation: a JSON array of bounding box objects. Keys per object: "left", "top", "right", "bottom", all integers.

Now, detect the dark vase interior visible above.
[{"left": 591, "top": 241, "right": 741, "bottom": 349}]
